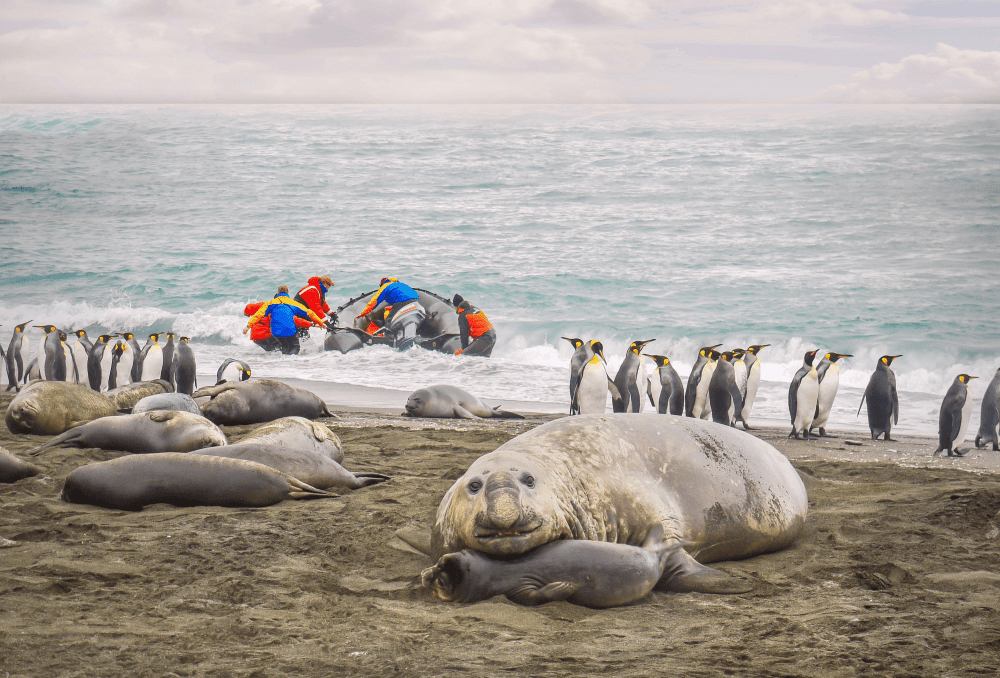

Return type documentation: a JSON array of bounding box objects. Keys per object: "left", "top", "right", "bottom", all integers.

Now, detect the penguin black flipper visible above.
[
  {"left": 607, "top": 377, "right": 625, "bottom": 413},
  {"left": 729, "top": 384, "right": 744, "bottom": 427},
  {"left": 857, "top": 393, "right": 866, "bottom": 417},
  {"left": 891, "top": 384, "right": 899, "bottom": 425}
]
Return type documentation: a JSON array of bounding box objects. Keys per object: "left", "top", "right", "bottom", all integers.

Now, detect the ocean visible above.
[{"left": 1, "top": 104, "right": 998, "bottom": 437}]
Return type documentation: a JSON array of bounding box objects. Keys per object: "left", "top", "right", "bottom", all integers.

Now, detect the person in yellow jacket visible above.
[{"left": 243, "top": 286, "right": 325, "bottom": 355}]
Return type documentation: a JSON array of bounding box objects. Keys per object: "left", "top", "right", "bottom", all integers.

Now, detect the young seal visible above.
[
  {"left": 237, "top": 416, "right": 344, "bottom": 463},
  {"left": 30, "top": 411, "right": 226, "bottom": 456},
  {"left": 192, "top": 443, "right": 388, "bottom": 490},
  {"left": 105, "top": 379, "right": 173, "bottom": 412},
  {"left": 132, "top": 392, "right": 202, "bottom": 416},
  {"left": 422, "top": 525, "right": 677, "bottom": 608},
  {"left": 1, "top": 446, "right": 41, "bottom": 483},
  {"left": 194, "top": 379, "right": 336, "bottom": 426},
  {"left": 62, "top": 452, "right": 332, "bottom": 510},
  {"left": 6, "top": 380, "right": 120, "bottom": 435},
  {"left": 430, "top": 414, "right": 807, "bottom": 594},
  {"left": 402, "top": 384, "right": 524, "bottom": 420}
]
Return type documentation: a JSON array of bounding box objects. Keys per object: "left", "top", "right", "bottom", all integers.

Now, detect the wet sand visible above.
[{"left": 2, "top": 392, "right": 999, "bottom": 677}]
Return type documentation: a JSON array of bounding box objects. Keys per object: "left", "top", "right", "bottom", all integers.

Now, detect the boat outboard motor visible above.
[{"left": 385, "top": 301, "right": 426, "bottom": 350}]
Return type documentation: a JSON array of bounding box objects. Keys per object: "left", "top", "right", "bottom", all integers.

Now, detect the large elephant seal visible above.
[
  {"left": 422, "top": 525, "right": 675, "bottom": 608},
  {"left": 431, "top": 414, "right": 807, "bottom": 594},
  {"left": 62, "top": 452, "right": 332, "bottom": 510},
  {"left": 1, "top": 446, "right": 41, "bottom": 483},
  {"left": 193, "top": 443, "right": 387, "bottom": 490},
  {"left": 132, "top": 392, "right": 202, "bottom": 415},
  {"left": 105, "top": 379, "right": 173, "bottom": 411},
  {"left": 194, "top": 379, "right": 336, "bottom": 426},
  {"left": 237, "top": 416, "right": 344, "bottom": 463},
  {"left": 403, "top": 384, "right": 524, "bottom": 420},
  {"left": 6, "top": 380, "right": 119, "bottom": 435},
  {"left": 30, "top": 411, "right": 227, "bottom": 456}
]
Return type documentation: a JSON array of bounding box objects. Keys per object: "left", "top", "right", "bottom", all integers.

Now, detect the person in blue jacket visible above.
[
  {"left": 244, "top": 285, "right": 325, "bottom": 355},
  {"left": 355, "top": 277, "right": 421, "bottom": 334}
]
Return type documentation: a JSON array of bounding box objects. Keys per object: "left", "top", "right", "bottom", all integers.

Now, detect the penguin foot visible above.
[
  {"left": 884, "top": 437, "right": 895, "bottom": 442},
  {"left": 952, "top": 448, "right": 967, "bottom": 458},
  {"left": 975, "top": 436, "right": 982, "bottom": 448}
]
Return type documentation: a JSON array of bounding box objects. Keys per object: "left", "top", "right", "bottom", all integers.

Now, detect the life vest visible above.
[{"left": 460, "top": 307, "right": 493, "bottom": 338}]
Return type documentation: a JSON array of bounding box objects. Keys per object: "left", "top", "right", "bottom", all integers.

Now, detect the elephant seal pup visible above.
[
  {"left": 6, "top": 380, "right": 119, "bottom": 435},
  {"left": 30, "top": 411, "right": 226, "bottom": 456},
  {"left": 403, "top": 384, "right": 524, "bottom": 420},
  {"left": 1, "top": 446, "right": 41, "bottom": 483},
  {"left": 431, "top": 414, "right": 807, "bottom": 594},
  {"left": 237, "top": 416, "right": 344, "bottom": 463},
  {"left": 194, "top": 379, "right": 336, "bottom": 426},
  {"left": 193, "top": 443, "right": 388, "bottom": 490},
  {"left": 106, "top": 379, "right": 173, "bottom": 412},
  {"left": 62, "top": 452, "right": 332, "bottom": 510},
  {"left": 132, "top": 392, "right": 202, "bottom": 416},
  {"left": 423, "top": 525, "right": 677, "bottom": 608}
]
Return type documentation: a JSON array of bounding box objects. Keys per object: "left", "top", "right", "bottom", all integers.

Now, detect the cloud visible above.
[{"left": 819, "top": 43, "right": 1000, "bottom": 103}]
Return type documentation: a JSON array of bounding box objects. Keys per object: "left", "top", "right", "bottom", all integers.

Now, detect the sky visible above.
[{"left": 1, "top": 0, "right": 999, "bottom": 104}]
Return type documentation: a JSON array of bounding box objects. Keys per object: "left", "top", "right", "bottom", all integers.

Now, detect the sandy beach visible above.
[{"left": 2, "top": 388, "right": 999, "bottom": 677}]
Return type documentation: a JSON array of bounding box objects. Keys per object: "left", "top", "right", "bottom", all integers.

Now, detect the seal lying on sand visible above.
[
  {"left": 193, "top": 443, "right": 388, "bottom": 490},
  {"left": 62, "top": 452, "right": 332, "bottom": 510},
  {"left": 237, "top": 416, "right": 344, "bottom": 463},
  {"left": 430, "top": 414, "right": 807, "bottom": 595},
  {"left": 106, "top": 379, "right": 173, "bottom": 411},
  {"left": 31, "top": 411, "right": 226, "bottom": 456},
  {"left": 1, "top": 446, "right": 41, "bottom": 483},
  {"left": 194, "top": 379, "right": 336, "bottom": 426},
  {"left": 132, "top": 392, "right": 202, "bottom": 415},
  {"left": 6, "top": 381, "right": 119, "bottom": 435},
  {"left": 403, "top": 385, "right": 524, "bottom": 420},
  {"left": 422, "top": 525, "right": 675, "bottom": 608}
]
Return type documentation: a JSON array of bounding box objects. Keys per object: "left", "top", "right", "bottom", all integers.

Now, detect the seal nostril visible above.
[{"left": 487, "top": 489, "right": 521, "bottom": 529}]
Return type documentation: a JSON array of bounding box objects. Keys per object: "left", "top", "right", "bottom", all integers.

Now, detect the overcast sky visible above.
[{"left": 2, "top": 1, "right": 998, "bottom": 104}]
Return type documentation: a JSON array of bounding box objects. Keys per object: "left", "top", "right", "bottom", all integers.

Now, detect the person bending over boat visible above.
[
  {"left": 244, "top": 286, "right": 325, "bottom": 355},
  {"left": 453, "top": 294, "right": 496, "bottom": 357},
  {"left": 295, "top": 275, "right": 336, "bottom": 332},
  {"left": 244, "top": 294, "right": 311, "bottom": 352},
  {"left": 355, "top": 277, "right": 419, "bottom": 333}
]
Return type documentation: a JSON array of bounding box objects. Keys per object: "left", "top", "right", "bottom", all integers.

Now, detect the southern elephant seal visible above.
[
  {"left": 132, "top": 392, "right": 202, "bottom": 415},
  {"left": 194, "top": 379, "right": 336, "bottom": 426},
  {"left": 62, "top": 452, "right": 332, "bottom": 510},
  {"left": 431, "top": 414, "right": 807, "bottom": 594},
  {"left": 422, "top": 525, "right": 675, "bottom": 608},
  {"left": 30, "top": 411, "right": 226, "bottom": 456},
  {"left": 237, "top": 416, "right": 344, "bottom": 463},
  {"left": 192, "top": 443, "right": 388, "bottom": 490},
  {"left": 1, "top": 446, "right": 41, "bottom": 483},
  {"left": 403, "top": 385, "right": 524, "bottom": 420},
  {"left": 105, "top": 379, "right": 173, "bottom": 412},
  {"left": 6, "top": 380, "right": 119, "bottom": 435}
]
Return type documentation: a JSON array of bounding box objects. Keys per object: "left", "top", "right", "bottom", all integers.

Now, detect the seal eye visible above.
[
  {"left": 522, "top": 475, "right": 535, "bottom": 489},
  {"left": 467, "top": 479, "right": 483, "bottom": 493}
]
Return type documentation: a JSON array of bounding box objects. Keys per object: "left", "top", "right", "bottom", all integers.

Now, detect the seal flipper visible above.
[
  {"left": 452, "top": 405, "right": 480, "bottom": 420},
  {"left": 657, "top": 546, "right": 753, "bottom": 594},
  {"left": 395, "top": 527, "right": 432, "bottom": 556},
  {"left": 507, "top": 581, "right": 580, "bottom": 607},
  {"left": 492, "top": 406, "right": 525, "bottom": 420}
]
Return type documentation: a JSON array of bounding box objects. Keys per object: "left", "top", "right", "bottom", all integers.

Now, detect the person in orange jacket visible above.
[
  {"left": 452, "top": 294, "right": 496, "bottom": 357},
  {"left": 244, "top": 286, "right": 325, "bottom": 355},
  {"left": 294, "top": 275, "right": 335, "bottom": 323}
]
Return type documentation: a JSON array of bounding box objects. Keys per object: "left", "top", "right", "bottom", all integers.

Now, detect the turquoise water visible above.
[{"left": 2, "top": 104, "right": 998, "bottom": 435}]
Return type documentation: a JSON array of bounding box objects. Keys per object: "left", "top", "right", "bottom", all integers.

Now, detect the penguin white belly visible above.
[
  {"left": 647, "top": 363, "right": 662, "bottom": 410},
  {"left": 696, "top": 362, "right": 717, "bottom": 419},
  {"left": 734, "top": 360, "right": 748, "bottom": 399},
  {"left": 219, "top": 361, "right": 243, "bottom": 383},
  {"left": 37, "top": 341, "right": 50, "bottom": 381},
  {"left": 956, "top": 384, "right": 974, "bottom": 446},
  {"left": 71, "top": 343, "right": 89, "bottom": 384},
  {"left": 141, "top": 346, "right": 164, "bottom": 382},
  {"left": 794, "top": 371, "right": 820, "bottom": 433},
  {"left": 115, "top": 345, "right": 134, "bottom": 387},
  {"left": 634, "top": 360, "right": 648, "bottom": 413},
  {"left": 577, "top": 362, "right": 609, "bottom": 414},
  {"left": 62, "top": 342, "right": 78, "bottom": 382},
  {"left": 742, "top": 362, "right": 761, "bottom": 422},
  {"left": 814, "top": 365, "right": 841, "bottom": 428},
  {"left": 18, "top": 337, "right": 31, "bottom": 383},
  {"left": 100, "top": 343, "right": 115, "bottom": 390}
]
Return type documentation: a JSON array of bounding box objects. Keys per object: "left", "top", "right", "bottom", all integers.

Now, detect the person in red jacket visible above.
[
  {"left": 295, "top": 275, "right": 335, "bottom": 323},
  {"left": 452, "top": 294, "right": 496, "bottom": 357}
]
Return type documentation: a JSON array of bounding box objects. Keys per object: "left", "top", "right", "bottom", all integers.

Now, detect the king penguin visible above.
[
  {"left": 739, "top": 344, "right": 769, "bottom": 429},
  {"left": 646, "top": 355, "right": 684, "bottom": 415},
  {"left": 810, "top": 351, "right": 852, "bottom": 437},
  {"left": 172, "top": 336, "right": 198, "bottom": 396},
  {"left": 573, "top": 340, "right": 624, "bottom": 414},
  {"left": 87, "top": 334, "right": 116, "bottom": 391},
  {"left": 934, "top": 374, "right": 977, "bottom": 457},
  {"left": 59, "top": 330, "right": 80, "bottom": 383},
  {"left": 709, "top": 350, "right": 745, "bottom": 427},
  {"left": 4, "top": 320, "right": 32, "bottom": 391},
  {"left": 70, "top": 330, "right": 92, "bottom": 385},
  {"left": 35, "top": 325, "right": 67, "bottom": 382},
  {"left": 858, "top": 355, "right": 902, "bottom": 441},
  {"left": 119, "top": 332, "right": 142, "bottom": 382},
  {"left": 106, "top": 342, "right": 125, "bottom": 390},
  {"left": 563, "top": 337, "right": 589, "bottom": 415},
  {"left": 614, "top": 339, "right": 655, "bottom": 413},
  {"left": 111, "top": 335, "right": 135, "bottom": 388},
  {"left": 685, "top": 345, "right": 722, "bottom": 419},
  {"left": 140, "top": 333, "right": 165, "bottom": 382},
  {"left": 217, "top": 358, "right": 252, "bottom": 384},
  {"left": 160, "top": 332, "right": 177, "bottom": 384},
  {"left": 732, "top": 348, "right": 748, "bottom": 402},
  {"left": 788, "top": 349, "right": 820, "bottom": 439},
  {"left": 975, "top": 367, "right": 1000, "bottom": 452}
]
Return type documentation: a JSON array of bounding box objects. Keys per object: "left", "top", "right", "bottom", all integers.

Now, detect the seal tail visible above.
[
  {"left": 493, "top": 407, "right": 525, "bottom": 420},
  {"left": 29, "top": 429, "right": 81, "bottom": 456},
  {"left": 320, "top": 403, "right": 341, "bottom": 419},
  {"left": 352, "top": 472, "right": 391, "bottom": 488},
  {"left": 284, "top": 477, "right": 335, "bottom": 499}
]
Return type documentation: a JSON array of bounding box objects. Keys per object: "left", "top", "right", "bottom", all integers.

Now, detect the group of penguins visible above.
[
  {"left": 2, "top": 322, "right": 202, "bottom": 396},
  {"left": 564, "top": 338, "right": 1000, "bottom": 458}
]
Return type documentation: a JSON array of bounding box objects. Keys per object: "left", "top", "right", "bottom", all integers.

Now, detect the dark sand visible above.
[{"left": 2, "top": 392, "right": 1000, "bottom": 677}]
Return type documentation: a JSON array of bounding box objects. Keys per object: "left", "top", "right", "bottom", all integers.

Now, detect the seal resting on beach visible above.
[
  {"left": 105, "top": 379, "right": 173, "bottom": 412},
  {"left": 403, "top": 384, "right": 524, "bottom": 420},
  {"left": 192, "top": 443, "right": 388, "bottom": 490},
  {"left": 422, "top": 525, "right": 675, "bottom": 608},
  {"left": 30, "top": 411, "right": 226, "bottom": 456},
  {"left": 237, "top": 416, "right": 344, "bottom": 463},
  {"left": 6, "top": 380, "right": 119, "bottom": 435},
  {"left": 132, "top": 392, "right": 202, "bottom": 415},
  {"left": 62, "top": 452, "right": 333, "bottom": 510},
  {"left": 430, "top": 414, "right": 807, "bottom": 595},
  {"left": 194, "top": 379, "right": 336, "bottom": 426},
  {"left": 1, "top": 446, "right": 41, "bottom": 483}
]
